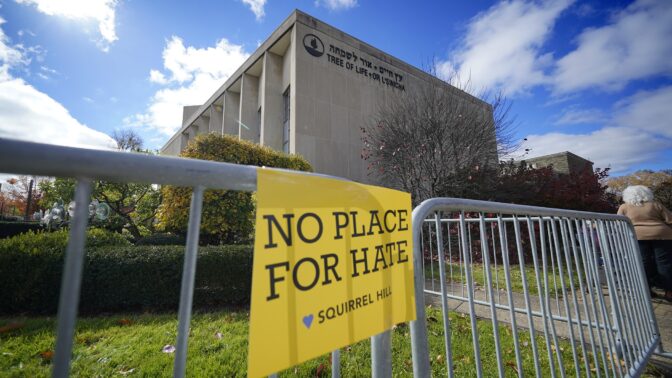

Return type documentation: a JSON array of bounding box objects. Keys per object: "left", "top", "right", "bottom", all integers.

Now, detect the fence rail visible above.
[
  {"left": 0, "top": 138, "right": 357, "bottom": 378},
  {"left": 410, "top": 198, "right": 664, "bottom": 378},
  {"left": 0, "top": 138, "right": 666, "bottom": 377}
]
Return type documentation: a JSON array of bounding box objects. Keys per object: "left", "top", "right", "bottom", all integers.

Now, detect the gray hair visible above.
[{"left": 622, "top": 185, "right": 654, "bottom": 206}]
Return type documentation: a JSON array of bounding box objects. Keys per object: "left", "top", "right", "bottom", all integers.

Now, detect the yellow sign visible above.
[{"left": 247, "top": 169, "right": 415, "bottom": 377}]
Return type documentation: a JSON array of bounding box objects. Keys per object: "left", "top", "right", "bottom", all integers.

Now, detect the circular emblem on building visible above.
[{"left": 303, "top": 34, "right": 324, "bottom": 57}]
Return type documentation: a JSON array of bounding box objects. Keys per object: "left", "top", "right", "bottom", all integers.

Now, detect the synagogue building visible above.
[{"left": 160, "top": 10, "right": 495, "bottom": 184}]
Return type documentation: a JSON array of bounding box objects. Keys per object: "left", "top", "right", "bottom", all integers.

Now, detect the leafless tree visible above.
[
  {"left": 112, "top": 129, "right": 144, "bottom": 151},
  {"left": 361, "top": 75, "right": 518, "bottom": 204}
]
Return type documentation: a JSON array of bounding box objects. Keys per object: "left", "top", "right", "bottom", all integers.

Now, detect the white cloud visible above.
[
  {"left": 149, "top": 69, "right": 168, "bottom": 84},
  {"left": 15, "top": 0, "right": 119, "bottom": 51},
  {"left": 126, "top": 36, "right": 249, "bottom": 135},
  {"left": 613, "top": 86, "right": 672, "bottom": 138},
  {"left": 241, "top": 0, "right": 266, "bottom": 20},
  {"left": 553, "top": 107, "right": 606, "bottom": 125},
  {"left": 16, "top": 29, "right": 36, "bottom": 37},
  {"left": 553, "top": 0, "right": 672, "bottom": 93},
  {"left": 436, "top": 0, "right": 573, "bottom": 95},
  {"left": 0, "top": 18, "right": 28, "bottom": 80},
  {"left": 0, "top": 78, "right": 116, "bottom": 149},
  {"left": 315, "top": 0, "right": 358, "bottom": 11},
  {"left": 522, "top": 85, "right": 672, "bottom": 173},
  {"left": 0, "top": 18, "right": 115, "bottom": 150},
  {"left": 522, "top": 127, "right": 668, "bottom": 173}
]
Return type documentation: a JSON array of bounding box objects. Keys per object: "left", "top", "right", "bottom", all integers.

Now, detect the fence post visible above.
[
  {"left": 371, "top": 330, "right": 392, "bottom": 377},
  {"left": 52, "top": 179, "right": 92, "bottom": 378},
  {"left": 331, "top": 349, "right": 341, "bottom": 378},
  {"left": 173, "top": 186, "right": 205, "bottom": 378},
  {"left": 410, "top": 205, "right": 431, "bottom": 377}
]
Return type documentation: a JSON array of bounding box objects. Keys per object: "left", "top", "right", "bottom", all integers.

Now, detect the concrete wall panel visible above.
[
  {"left": 282, "top": 38, "right": 292, "bottom": 92},
  {"left": 223, "top": 91, "right": 240, "bottom": 136},
  {"left": 261, "top": 51, "right": 284, "bottom": 150},
  {"left": 239, "top": 73, "right": 260, "bottom": 143},
  {"left": 208, "top": 105, "right": 223, "bottom": 134}
]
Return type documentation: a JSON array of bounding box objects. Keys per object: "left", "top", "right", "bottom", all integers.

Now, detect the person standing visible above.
[{"left": 618, "top": 185, "right": 672, "bottom": 300}]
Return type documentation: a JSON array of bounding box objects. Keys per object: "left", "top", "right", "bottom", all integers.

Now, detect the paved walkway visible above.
[
  {"left": 647, "top": 289, "right": 672, "bottom": 375},
  {"left": 424, "top": 281, "right": 672, "bottom": 375}
]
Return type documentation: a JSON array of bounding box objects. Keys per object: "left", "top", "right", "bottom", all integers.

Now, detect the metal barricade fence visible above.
[
  {"left": 1, "top": 138, "right": 666, "bottom": 377},
  {"left": 0, "top": 138, "right": 383, "bottom": 378},
  {"left": 409, "top": 198, "right": 664, "bottom": 378}
]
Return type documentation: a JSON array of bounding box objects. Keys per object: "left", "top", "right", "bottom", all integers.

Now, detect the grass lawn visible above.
[
  {"left": 425, "top": 262, "right": 581, "bottom": 297},
  {"left": 0, "top": 306, "right": 615, "bottom": 377}
]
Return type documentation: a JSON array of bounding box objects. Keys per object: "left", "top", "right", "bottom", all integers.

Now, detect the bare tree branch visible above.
[{"left": 361, "top": 73, "right": 517, "bottom": 204}]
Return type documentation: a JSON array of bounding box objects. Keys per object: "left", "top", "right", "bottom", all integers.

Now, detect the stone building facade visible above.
[
  {"left": 522, "top": 151, "right": 594, "bottom": 175},
  {"left": 160, "top": 10, "right": 495, "bottom": 184}
]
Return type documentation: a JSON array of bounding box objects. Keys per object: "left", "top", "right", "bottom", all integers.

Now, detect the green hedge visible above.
[
  {"left": 0, "top": 221, "right": 43, "bottom": 239},
  {"left": 157, "top": 133, "right": 312, "bottom": 245},
  {"left": 134, "top": 232, "right": 186, "bottom": 246},
  {"left": 0, "top": 230, "right": 252, "bottom": 314}
]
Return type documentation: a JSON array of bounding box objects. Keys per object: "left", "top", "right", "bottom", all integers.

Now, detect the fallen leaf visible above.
[
  {"left": 162, "top": 345, "right": 176, "bottom": 354},
  {"left": 39, "top": 350, "right": 54, "bottom": 362},
  {"left": 0, "top": 322, "right": 25, "bottom": 334},
  {"left": 315, "top": 362, "right": 326, "bottom": 377},
  {"left": 436, "top": 354, "right": 443, "bottom": 362},
  {"left": 117, "top": 318, "right": 132, "bottom": 326},
  {"left": 506, "top": 361, "right": 519, "bottom": 373},
  {"left": 119, "top": 367, "right": 135, "bottom": 376}
]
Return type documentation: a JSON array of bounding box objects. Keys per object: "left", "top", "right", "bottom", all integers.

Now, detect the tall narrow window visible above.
[{"left": 282, "top": 87, "right": 290, "bottom": 153}]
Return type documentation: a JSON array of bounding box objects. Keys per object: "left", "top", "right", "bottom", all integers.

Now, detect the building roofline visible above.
[
  {"left": 292, "top": 10, "right": 488, "bottom": 108},
  {"left": 522, "top": 150, "right": 594, "bottom": 164},
  {"left": 160, "top": 10, "right": 299, "bottom": 152}
]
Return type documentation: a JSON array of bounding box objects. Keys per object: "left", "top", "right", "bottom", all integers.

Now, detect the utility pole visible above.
[{"left": 24, "top": 179, "right": 34, "bottom": 221}]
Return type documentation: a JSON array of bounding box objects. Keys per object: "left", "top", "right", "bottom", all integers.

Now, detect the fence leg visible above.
[
  {"left": 410, "top": 208, "right": 431, "bottom": 378},
  {"left": 173, "top": 186, "right": 205, "bottom": 378},
  {"left": 371, "top": 330, "right": 392, "bottom": 377},
  {"left": 52, "top": 179, "right": 92, "bottom": 378},
  {"left": 332, "top": 349, "right": 341, "bottom": 378}
]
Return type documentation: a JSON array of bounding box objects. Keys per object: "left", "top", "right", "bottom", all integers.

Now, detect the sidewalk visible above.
[{"left": 647, "top": 291, "right": 672, "bottom": 375}]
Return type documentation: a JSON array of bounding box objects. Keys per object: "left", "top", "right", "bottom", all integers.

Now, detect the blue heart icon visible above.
[{"left": 302, "top": 314, "right": 314, "bottom": 329}]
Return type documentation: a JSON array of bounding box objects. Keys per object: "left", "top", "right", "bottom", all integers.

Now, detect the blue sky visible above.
[{"left": 0, "top": 0, "right": 670, "bottom": 176}]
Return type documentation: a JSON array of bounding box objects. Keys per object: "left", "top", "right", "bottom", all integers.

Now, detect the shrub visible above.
[
  {"left": 157, "top": 133, "right": 312, "bottom": 245},
  {"left": 0, "top": 228, "right": 129, "bottom": 254},
  {"left": 134, "top": 233, "right": 186, "bottom": 246},
  {"left": 0, "top": 221, "right": 42, "bottom": 239},
  {"left": 0, "top": 242, "right": 253, "bottom": 314},
  {"left": 0, "top": 228, "right": 131, "bottom": 314}
]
